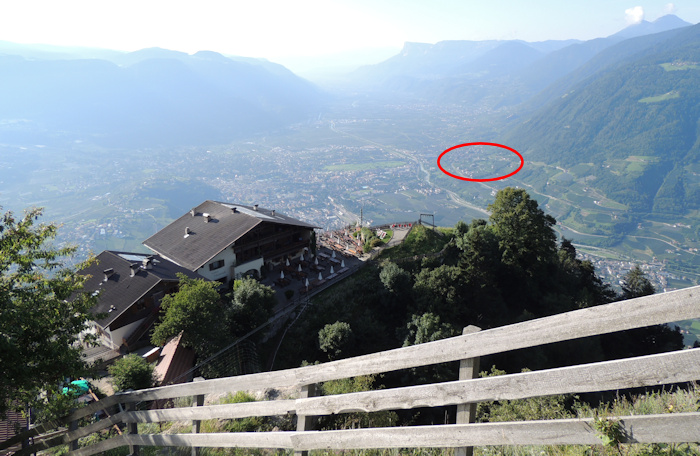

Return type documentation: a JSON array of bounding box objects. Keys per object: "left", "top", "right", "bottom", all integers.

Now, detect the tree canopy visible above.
[
  {"left": 227, "top": 278, "right": 277, "bottom": 336},
  {"left": 620, "top": 264, "right": 656, "bottom": 299},
  {"left": 151, "top": 275, "right": 276, "bottom": 378},
  {"left": 318, "top": 321, "right": 354, "bottom": 360},
  {"left": 151, "top": 274, "right": 226, "bottom": 355},
  {"left": 0, "top": 207, "right": 97, "bottom": 419},
  {"left": 487, "top": 187, "right": 557, "bottom": 273},
  {"left": 271, "top": 188, "right": 632, "bottom": 373},
  {"left": 108, "top": 354, "right": 156, "bottom": 392}
]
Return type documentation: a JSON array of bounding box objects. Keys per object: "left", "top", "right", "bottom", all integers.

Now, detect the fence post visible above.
[
  {"left": 191, "top": 377, "right": 205, "bottom": 456},
  {"left": 126, "top": 401, "right": 139, "bottom": 456},
  {"left": 69, "top": 414, "right": 79, "bottom": 452},
  {"left": 456, "top": 325, "right": 481, "bottom": 456},
  {"left": 294, "top": 383, "right": 317, "bottom": 456}
]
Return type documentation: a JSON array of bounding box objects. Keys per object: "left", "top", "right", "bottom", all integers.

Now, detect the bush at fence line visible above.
[
  {"left": 109, "top": 354, "right": 157, "bottom": 392},
  {"left": 318, "top": 375, "right": 399, "bottom": 431}
]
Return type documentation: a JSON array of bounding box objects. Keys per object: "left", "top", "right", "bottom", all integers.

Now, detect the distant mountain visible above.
[
  {"left": 351, "top": 39, "right": 552, "bottom": 87},
  {"left": 519, "top": 25, "right": 692, "bottom": 110},
  {"left": 0, "top": 41, "right": 123, "bottom": 61},
  {"left": 518, "top": 15, "right": 692, "bottom": 99},
  {"left": 611, "top": 14, "right": 692, "bottom": 40},
  {"left": 504, "top": 22, "right": 700, "bottom": 215},
  {"left": 348, "top": 15, "right": 693, "bottom": 108},
  {"left": 0, "top": 44, "right": 324, "bottom": 146},
  {"left": 348, "top": 39, "right": 563, "bottom": 107}
]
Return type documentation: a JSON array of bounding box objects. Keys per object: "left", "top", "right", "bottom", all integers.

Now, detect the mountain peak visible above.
[
  {"left": 612, "top": 14, "right": 691, "bottom": 39},
  {"left": 400, "top": 42, "right": 432, "bottom": 56},
  {"left": 653, "top": 14, "right": 690, "bottom": 27},
  {"left": 192, "top": 50, "right": 230, "bottom": 62}
]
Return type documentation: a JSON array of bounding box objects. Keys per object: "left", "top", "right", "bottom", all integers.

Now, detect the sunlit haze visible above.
[{"left": 1, "top": 0, "right": 699, "bottom": 73}]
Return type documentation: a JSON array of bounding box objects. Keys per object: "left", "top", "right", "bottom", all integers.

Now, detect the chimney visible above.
[
  {"left": 231, "top": 207, "right": 237, "bottom": 213},
  {"left": 190, "top": 209, "right": 196, "bottom": 217},
  {"left": 253, "top": 204, "right": 258, "bottom": 211},
  {"left": 103, "top": 268, "right": 114, "bottom": 282},
  {"left": 185, "top": 227, "right": 191, "bottom": 238},
  {"left": 130, "top": 263, "right": 139, "bottom": 277},
  {"left": 203, "top": 213, "right": 211, "bottom": 223},
  {"left": 271, "top": 210, "right": 275, "bottom": 216},
  {"left": 142, "top": 257, "right": 153, "bottom": 270}
]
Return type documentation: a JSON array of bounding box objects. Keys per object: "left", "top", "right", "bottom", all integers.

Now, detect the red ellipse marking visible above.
[{"left": 437, "top": 142, "right": 524, "bottom": 182}]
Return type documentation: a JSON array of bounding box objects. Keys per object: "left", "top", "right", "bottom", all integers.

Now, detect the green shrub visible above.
[
  {"left": 216, "top": 391, "right": 271, "bottom": 433},
  {"left": 319, "top": 375, "right": 398, "bottom": 430},
  {"left": 108, "top": 354, "right": 156, "bottom": 392}
]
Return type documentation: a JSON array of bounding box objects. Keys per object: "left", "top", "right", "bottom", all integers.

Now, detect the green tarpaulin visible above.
[{"left": 62, "top": 380, "right": 90, "bottom": 396}]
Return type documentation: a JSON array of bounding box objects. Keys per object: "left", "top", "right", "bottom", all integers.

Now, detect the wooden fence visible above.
[{"left": 3, "top": 285, "right": 700, "bottom": 455}]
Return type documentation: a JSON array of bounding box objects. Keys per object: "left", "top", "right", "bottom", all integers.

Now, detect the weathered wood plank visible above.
[
  {"left": 0, "top": 420, "right": 65, "bottom": 452},
  {"left": 67, "top": 395, "right": 120, "bottom": 421},
  {"left": 12, "top": 433, "right": 71, "bottom": 456},
  {"left": 456, "top": 325, "right": 481, "bottom": 456},
  {"left": 126, "top": 401, "right": 140, "bottom": 455},
  {"left": 295, "top": 383, "right": 318, "bottom": 456},
  {"left": 15, "top": 287, "right": 697, "bottom": 456},
  {"left": 292, "top": 420, "right": 600, "bottom": 448},
  {"left": 69, "top": 434, "right": 128, "bottom": 456},
  {"left": 619, "top": 412, "right": 700, "bottom": 443},
  {"left": 291, "top": 285, "right": 699, "bottom": 387},
  {"left": 123, "top": 400, "right": 296, "bottom": 423},
  {"left": 104, "top": 350, "right": 700, "bottom": 426},
  {"left": 192, "top": 376, "right": 205, "bottom": 456},
  {"left": 296, "top": 348, "right": 700, "bottom": 415},
  {"left": 123, "top": 432, "right": 295, "bottom": 449},
  {"left": 290, "top": 413, "right": 700, "bottom": 449},
  {"left": 63, "top": 412, "right": 126, "bottom": 443},
  {"left": 75, "top": 412, "right": 697, "bottom": 454},
  {"left": 108, "top": 285, "right": 700, "bottom": 404},
  {"left": 109, "top": 369, "right": 300, "bottom": 403}
]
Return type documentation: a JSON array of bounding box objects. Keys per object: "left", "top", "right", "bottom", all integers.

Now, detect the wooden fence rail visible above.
[
  {"left": 3, "top": 285, "right": 699, "bottom": 455},
  {"left": 64, "top": 412, "right": 700, "bottom": 456}
]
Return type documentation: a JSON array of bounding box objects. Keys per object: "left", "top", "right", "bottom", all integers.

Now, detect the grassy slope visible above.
[{"left": 379, "top": 224, "right": 453, "bottom": 261}]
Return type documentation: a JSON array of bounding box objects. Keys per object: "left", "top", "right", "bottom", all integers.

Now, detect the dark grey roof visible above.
[
  {"left": 80, "top": 251, "right": 198, "bottom": 327},
  {"left": 142, "top": 201, "right": 317, "bottom": 271}
]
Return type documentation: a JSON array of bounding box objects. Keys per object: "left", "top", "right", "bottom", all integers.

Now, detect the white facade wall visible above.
[
  {"left": 233, "top": 257, "right": 265, "bottom": 279},
  {"left": 108, "top": 317, "right": 147, "bottom": 349},
  {"left": 196, "top": 248, "right": 237, "bottom": 282}
]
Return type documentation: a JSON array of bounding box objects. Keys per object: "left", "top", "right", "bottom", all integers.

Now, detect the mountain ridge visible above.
[
  {"left": 347, "top": 15, "right": 693, "bottom": 107},
  {"left": 0, "top": 46, "right": 324, "bottom": 146},
  {"left": 611, "top": 14, "right": 692, "bottom": 39},
  {"left": 504, "top": 22, "right": 700, "bottom": 214}
]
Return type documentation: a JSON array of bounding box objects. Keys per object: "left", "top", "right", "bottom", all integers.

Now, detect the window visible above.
[{"left": 209, "top": 259, "right": 225, "bottom": 271}]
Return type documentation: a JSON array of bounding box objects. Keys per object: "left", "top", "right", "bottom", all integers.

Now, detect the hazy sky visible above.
[{"left": 1, "top": 0, "right": 699, "bottom": 63}]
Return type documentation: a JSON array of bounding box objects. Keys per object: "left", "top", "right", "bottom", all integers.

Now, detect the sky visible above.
[{"left": 1, "top": 0, "right": 699, "bottom": 71}]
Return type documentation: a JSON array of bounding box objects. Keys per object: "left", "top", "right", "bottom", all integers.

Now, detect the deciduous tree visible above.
[
  {"left": 0, "top": 208, "right": 97, "bottom": 419},
  {"left": 151, "top": 274, "right": 225, "bottom": 355},
  {"left": 227, "top": 278, "right": 276, "bottom": 336},
  {"left": 318, "top": 321, "right": 353, "bottom": 360},
  {"left": 379, "top": 262, "right": 411, "bottom": 294},
  {"left": 402, "top": 312, "right": 456, "bottom": 347},
  {"left": 108, "top": 354, "right": 156, "bottom": 392}
]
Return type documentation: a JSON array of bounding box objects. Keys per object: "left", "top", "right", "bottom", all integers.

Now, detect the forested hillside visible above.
[
  {"left": 268, "top": 189, "right": 682, "bottom": 381},
  {"left": 505, "top": 23, "right": 700, "bottom": 214}
]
